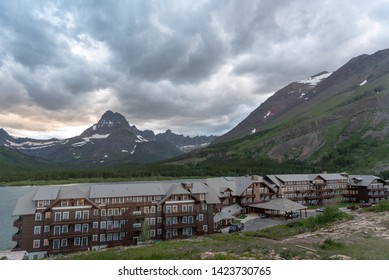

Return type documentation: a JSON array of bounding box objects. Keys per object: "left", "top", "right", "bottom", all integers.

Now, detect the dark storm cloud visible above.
[{"left": 0, "top": 0, "right": 389, "bottom": 138}]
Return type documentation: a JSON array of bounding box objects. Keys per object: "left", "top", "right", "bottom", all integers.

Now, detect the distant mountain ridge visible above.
[{"left": 0, "top": 110, "right": 217, "bottom": 166}]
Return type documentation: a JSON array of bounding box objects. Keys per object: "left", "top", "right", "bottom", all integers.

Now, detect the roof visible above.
[
  {"left": 348, "top": 175, "right": 384, "bottom": 187},
  {"left": 32, "top": 185, "right": 60, "bottom": 201},
  {"left": 203, "top": 184, "right": 221, "bottom": 204},
  {"left": 206, "top": 176, "right": 260, "bottom": 197},
  {"left": 13, "top": 188, "right": 38, "bottom": 216},
  {"left": 213, "top": 211, "right": 235, "bottom": 223},
  {"left": 221, "top": 203, "right": 243, "bottom": 216},
  {"left": 90, "top": 182, "right": 166, "bottom": 198},
  {"left": 250, "top": 198, "right": 307, "bottom": 212}
]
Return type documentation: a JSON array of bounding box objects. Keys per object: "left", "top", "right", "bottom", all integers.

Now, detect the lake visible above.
[{"left": 0, "top": 186, "right": 33, "bottom": 250}]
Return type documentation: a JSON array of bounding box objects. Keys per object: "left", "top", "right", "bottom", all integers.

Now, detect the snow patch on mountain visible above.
[
  {"left": 131, "top": 145, "right": 137, "bottom": 154},
  {"left": 135, "top": 135, "right": 149, "bottom": 143},
  {"left": 299, "top": 72, "right": 332, "bottom": 86},
  {"left": 359, "top": 79, "right": 367, "bottom": 86},
  {"left": 264, "top": 111, "right": 272, "bottom": 119},
  {"left": 5, "top": 139, "right": 59, "bottom": 149},
  {"left": 72, "top": 134, "right": 110, "bottom": 147}
]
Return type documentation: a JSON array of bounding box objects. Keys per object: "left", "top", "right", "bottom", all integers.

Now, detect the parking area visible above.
[{"left": 222, "top": 209, "right": 322, "bottom": 233}]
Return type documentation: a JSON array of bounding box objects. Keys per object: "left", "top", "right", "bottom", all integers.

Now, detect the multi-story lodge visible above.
[
  {"left": 261, "top": 173, "right": 349, "bottom": 205},
  {"left": 12, "top": 174, "right": 388, "bottom": 259},
  {"left": 12, "top": 181, "right": 221, "bottom": 259}
]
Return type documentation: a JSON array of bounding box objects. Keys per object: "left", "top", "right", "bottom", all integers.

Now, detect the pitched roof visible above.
[
  {"left": 348, "top": 175, "right": 384, "bottom": 187},
  {"left": 13, "top": 188, "right": 38, "bottom": 216},
  {"left": 32, "top": 185, "right": 60, "bottom": 201},
  {"left": 250, "top": 198, "right": 307, "bottom": 212},
  {"left": 213, "top": 211, "right": 235, "bottom": 223},
  {"left": 90, "top": 182, "right": 166, "bottom": 198}
]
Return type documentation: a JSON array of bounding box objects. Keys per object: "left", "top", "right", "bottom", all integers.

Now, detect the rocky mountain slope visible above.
[
  {"left": 0, "top": 111, "right": 216, "bottom": 166},
  {"left": 181, "top": 48, "right": 389, "bottom": 174}
]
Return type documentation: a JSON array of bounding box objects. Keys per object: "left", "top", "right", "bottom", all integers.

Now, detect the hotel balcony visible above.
[
  {"left": 12, "top": 231, "right": 22, "bottom": 242},
  {"left": 13, "top": 216, "right": 23, "bottom": 229}
]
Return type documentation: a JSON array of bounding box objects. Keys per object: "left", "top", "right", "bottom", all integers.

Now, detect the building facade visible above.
[
  {"left": 12, "top": 174, "right": 388, "bottom": 259},
  {"left": 12, "top": 182, "right": 218, "bottom": 259}
]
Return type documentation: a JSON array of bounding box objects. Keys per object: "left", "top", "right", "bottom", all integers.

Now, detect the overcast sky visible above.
[{"left": 1, "top": 0, "right": 389, "bottom": 139}]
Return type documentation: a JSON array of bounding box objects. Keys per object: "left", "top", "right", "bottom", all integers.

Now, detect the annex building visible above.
[{"left": 12, "top": 173, "right": 388, "bottom": 259}]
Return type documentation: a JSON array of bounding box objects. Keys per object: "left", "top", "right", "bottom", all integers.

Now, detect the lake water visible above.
[{"left": 0, "top": 186, "right": 33, "bottom": 250}]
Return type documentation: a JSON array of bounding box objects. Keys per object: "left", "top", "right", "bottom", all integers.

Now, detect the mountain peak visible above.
[{"left": 95, "top": 110, "right": 129, "bottom": 130}]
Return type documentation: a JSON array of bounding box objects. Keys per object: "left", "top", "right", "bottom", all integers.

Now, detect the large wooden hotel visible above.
[{"left": 12, "top": 173, "right": 388, "bottom": 259}]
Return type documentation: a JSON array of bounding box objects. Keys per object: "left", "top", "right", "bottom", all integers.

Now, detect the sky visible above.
[{"left": 1, "top": 0, "right": 389, "bottom": 139}]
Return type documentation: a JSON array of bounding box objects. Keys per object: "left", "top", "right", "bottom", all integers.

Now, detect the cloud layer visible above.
[{"left": 1, "top": 0, "right": 389, "bottom": 138}]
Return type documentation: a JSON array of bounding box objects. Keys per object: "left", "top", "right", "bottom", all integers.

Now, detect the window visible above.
[
  {"left": 188, "top": 216, "right": 194, "bottom": 224},
  {"left": 74, "top": 237, "right": 80, "bottom": 246},
  {"left": 107, "top": 221, "right": 113, "bottom": 230},
  {"left": 82, "top": 224, "right": 89, "bottom": 233},
  {"left": 101, "top": 209, "right": 106, "bottom": 216},
  {"left": 34, "top": 226, "right": 41, "bottom": 235},
  {"left": 74, "top": 224, "right": 81, "bottom": 232},
  {"left": 144, "top": 206, "right": 149, "bottom": 214},
  {"left": 100, "top": 234, "right": 106, "bottom": 242},
  {"left": 149, "top": 218, "right": 155, "bottom": 225},
  {"left": 203, "top": 225, "right": 208, "bottom": 232},
  {"left": 172, "top": 217, "right": 178, "bottom": 225},
  {"left": 150, "top": 206, "right": 156, "bottom": 213},
  {"left": 173, "top": 229, "right": 178, "bottom": 236},
  {"left": 43, "top": 239, "right": 49, "bottom": 246},
  {"left": 107, "top": 209, "right": 113, "bottom": 216},
  {"left": 60, "top": 200, "right": 68, "bottom": 207},
  {"left": 83, "top": 211, "right": 89, "bottom": 220},
  {"left": 172, "top": 205, "right": 178, "bottom": 213},
  {"left": 157, "top": 229, "right": 162, "bottom": 235},
  {"left": 113, "top": 233, "right": 119, "bottom": 241},
  {"left": 45, "top": 212, "right": 51, "bottom": 219},
  {"left": 157, "top": 217, "right": 162, "bottom": 224},
  {"left": 33, "top": 240, "right": 40, "bottom": 248},
  {"left": 114, "top": 208, "right": 119, "bottom": 216},
  {"left": 35, "top": 213, "right": 42, "bottom": 221},
  {"left": 113, "top": 220, "right": 119, "bottom": 229},
  {"left": 53, "top": 239, "right": 60, "bottom": 250},
  {"left": 75, "top": 211, "right": 82, "bottom": 220},
  {"left": 95, "top": 198, "right": 101, "bottom": 204},
  {"left": 61, "top": 239, "right": 68, "bottom": 247},
  {"left": 107, "top": 233, "right": 112, "bottom": 242},
  {"left": 166, "top": 206, "right": 172, "bottom": 214},
  {"left": 53, "top": 226, "right": 60, "bottom": 235},
  {"left": 54, "top": 212, "right": 61, "bottom": 222},
  {"left": 100, "top": 221, "right": 106, "bottom": 229},
  {"left": 202, "top": 203, "right": 207, "bottom": 211},
  {"left": 198, "top": 214, "right": 204, "bottom": 221},
  {"left": 92, "top": 235, "right": 98, "bottom": 242},
  {"left": 182, "top": 205, "right": 187, "bottom": 212},
  {"left": 188, "top": 205, "right": 193, "bottom": 212},
  {"left": 150, "top": 229, "right": 155, "bottom": 237},
  {"left": 93, "top": 209, "right": 99, "bottom": 216},
  {"left": 93, "top": 222, "right": 99, "bottom": 229},
  {"left": 200, "top": 193, "right": 205, "bottom": 201},
  {"left": 63, "top": 212, "right": 69, "bottom": 220},
  {"left": 62, "top": 225, "right": 68, "bottom": 234},
  {"left": 81, "top": 237, "right": 88, "bottom": 247},
  {"left": 157, "top": 206, "right": 162, "bottom": 212},
  {"left": 44, "top": 225, "right": 50, "bottom": 233}
]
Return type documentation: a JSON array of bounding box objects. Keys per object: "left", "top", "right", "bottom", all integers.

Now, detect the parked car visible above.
[
  {"left": 238, "top": 222, "right": 245, "bottom": 230},
  {"left": 228, "top": 224, "right": 241, "bottom": 233},
  {"left": 260, "top": 213, "right": 270, "bottom": 219},
  {"left": 286, "top": 211, "right": 299, "bottom": 218},
  {"left": 315, "top": 208, "right": 325, "bottom": 213}
]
